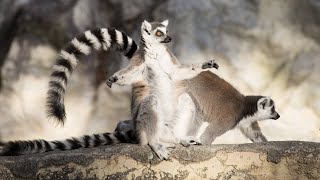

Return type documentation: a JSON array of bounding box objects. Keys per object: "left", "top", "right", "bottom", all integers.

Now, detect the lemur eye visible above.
[{"left": 156, "top": 30, "right": 163, "bottom": 36}]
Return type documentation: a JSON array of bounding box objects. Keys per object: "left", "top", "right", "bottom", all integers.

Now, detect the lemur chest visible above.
[
  {"left": 144, "top": 52, "right": 177, "bottom": 112},
  {"left": 145, "top": 50, "right": 175, "bottom": 75}
]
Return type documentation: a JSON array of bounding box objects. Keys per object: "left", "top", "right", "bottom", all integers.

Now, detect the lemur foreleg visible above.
[
  {"left": 106, "top": 61, "right": 144, "bottom": 88},
  {"left": 239, "top": 121, "right": 268, "bottom": 142},
  {"left": 173, "top": 60, "right": 219, "bottom": 80}
]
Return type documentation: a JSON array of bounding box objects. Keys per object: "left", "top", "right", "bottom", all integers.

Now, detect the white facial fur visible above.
[
  {"left": 256, "top": 97, "right": 279, "bottom": 120},
  {"left": 141, "top": 20, "right": 152, "bottom": 33},
  {"left": 141, "top": 20, "right": 170, "bottom": 45}
]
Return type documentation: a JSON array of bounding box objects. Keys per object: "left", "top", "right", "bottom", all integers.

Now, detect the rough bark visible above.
[{"left": 0, "top": 141, "right": 319, "bottom": 180}]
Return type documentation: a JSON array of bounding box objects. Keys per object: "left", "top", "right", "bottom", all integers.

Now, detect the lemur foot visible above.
[
  {"left": 163, "top": 142, "right": 176, "bottom": 149},
  {"left": 149, "top": 143, "right": 170, "bottom": 160},
  {"left": 180, "top": 136, "right": 202, "bottom": 147},
  {"left": 106, "top": 76, "right": 118, "bottom": 88},
  {"left": 251, "top": 132, "right": 268, "bottom": 143},
  {"left": 202, "top": 60, "right": 219, "bottom": 70}
]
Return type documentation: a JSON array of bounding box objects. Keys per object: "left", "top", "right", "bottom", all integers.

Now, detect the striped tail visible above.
[
  {"left": 0, "top": 130, "right": 135, "bottom": 156},
  {"left": 46, "top": 28, "right": 138, "bottom": 124}
]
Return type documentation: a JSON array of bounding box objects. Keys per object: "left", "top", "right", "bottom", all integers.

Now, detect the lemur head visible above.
[
  {"left": 243, "top": 96, "right": 280, "bottom": 122},
  {"left": 141, "top": 20, "right": 171, "bottom": 45},
  {"left": 256, "top": 97, "right": 280, "bottom": 120}
]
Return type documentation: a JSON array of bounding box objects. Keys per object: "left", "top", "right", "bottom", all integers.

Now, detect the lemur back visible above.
[{"left": 188, "top": 71, "right": 245, "bottom": 128}]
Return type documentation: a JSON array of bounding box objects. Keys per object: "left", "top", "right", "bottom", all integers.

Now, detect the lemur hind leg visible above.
[
  {"left": 239, "top": 121, "right": 268, "bottom": 142},
  {"left": 199, "top": 119, "right": 234, "bottom": 145},
  {"left": 171, "top": 93, "right": 202, "bottom": 147},
  {"left": 135, "top": 96, "right": 170, "bottom": 160}
]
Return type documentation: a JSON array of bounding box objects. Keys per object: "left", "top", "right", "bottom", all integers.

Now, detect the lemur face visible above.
[
  {"left": 141, "top": 20, "right": 172, "bottom": 44},
  {"left": 257, "top": 97, "right": 280, "bottom": 120}
]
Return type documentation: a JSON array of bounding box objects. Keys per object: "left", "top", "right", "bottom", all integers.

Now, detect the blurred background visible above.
[{"left": 0, "top": 0, "right": 319, "bottom": 143}]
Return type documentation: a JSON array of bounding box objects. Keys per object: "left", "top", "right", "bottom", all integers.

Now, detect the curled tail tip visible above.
[
  {"left": 46, "top": 100, "right": 67, "bottom": 126},
  {"left": 47, "top": 114, "right": 66, "bottom": 127}
]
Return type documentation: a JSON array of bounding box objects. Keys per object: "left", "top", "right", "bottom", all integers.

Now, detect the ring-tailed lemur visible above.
[
  {"left": 106, "top": 20, "right": 219, "bottom": 159},
  {"left": 46, "top": 27, "right": 138, "bottom": 124},
  {"left": 175, "top": 71, "right": 280, "bottom": 145}
]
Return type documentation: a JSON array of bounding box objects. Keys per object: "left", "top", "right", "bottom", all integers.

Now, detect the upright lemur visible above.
[{"left": 106, "top": 20, "right": 219, "bottom": 159}]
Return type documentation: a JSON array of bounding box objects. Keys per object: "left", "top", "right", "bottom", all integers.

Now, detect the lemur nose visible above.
[
  {"left": 113, "top": 76, "right": 118, "bottom": 82},
  {"left": 106, "top": 76, "right": 118, "bottom": 88},
  {"left": 272, "top": 113, "right": 280, "bottom": 120}
]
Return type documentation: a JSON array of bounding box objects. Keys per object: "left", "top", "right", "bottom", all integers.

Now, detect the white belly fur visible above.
[{"left": 145, "top": 48, "right": 177, "bottom": 124}]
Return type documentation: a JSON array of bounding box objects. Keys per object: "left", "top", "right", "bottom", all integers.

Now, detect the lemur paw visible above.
[
  {"left": 180, "top": 136, "right": 202, "bottom": 147},
  {"left": 149, "top": 143, "right": 170, "bottom": 160},
  {"left": 106, "top": 76, "right": 118, "bottom": 88},
  {"left": 202, "top": 60, "right": 219, "bottom": 70}
]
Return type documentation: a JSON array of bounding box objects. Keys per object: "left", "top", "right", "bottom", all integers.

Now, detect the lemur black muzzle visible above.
[
  {"left": 271, "top": 113, "right": 280, "bottom": 120},
  {"left": 161, "top": 36, "right": 172, "bottom": 43},
  {"left": 106, "top": 76, "right": 118, "bottom": 88}
]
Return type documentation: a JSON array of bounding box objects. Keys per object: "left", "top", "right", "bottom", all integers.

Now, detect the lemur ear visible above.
[
  {"left": 161, "top": 19, "right": 169, "bottom": 26},
  {"left": 266, "top": 96, "right": 274, "bottom": 106},
  {"left": 142, "top": 20, "right": 152, "bottom": 33},
  {"left": 258, "top": 98, "right": 268, "bottom": 109}
]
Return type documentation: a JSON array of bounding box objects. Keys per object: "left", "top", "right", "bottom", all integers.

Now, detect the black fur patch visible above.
[
  {"left": 125, "top": 41, "right": 138, "bottom": 58},
  {"left": 44, "top": 141, "right": 52, "bottom": 152},
  {"left": 103, "top": 133, "right": 113, "bottom": 145},
  {"left": 107, "top": 28, "right": 116, "bottom": 45},
  {"left": 77, "top": 33, "right": 93, "bottom": 47},
  {"left": 67, "top": 138, "right": 82, "bottom": 149},
  {"left": 239, "top": 96, "right": 264, "bottom": 121},
  {"left": 56, "top": 58, "right": 73, "bottom": 73},
  {"left": 91, "top": 28, "right": 105, "bottom": 45},
  {"left": 35, "top": 140, "right": 42, "bottom": 150},
  {"left": 121, "top": 32, "right": 128, "bottom": 50},
  {"left": 46, "top": 90, "right": 66, "bottom": 121},
  {"left": 49, "top": 81, "right": 65, "bottom": 93},
  {"left": 50, "top": 71, "right": 68, "bottom": 84},
  {"left": 28, "top": 140, "right": 35, "bottom": 149},
  {"left": 83, "top": 135, "right": 90, "bottom": 148},
  {"left": 93, "top": 134, "right": 102, "bottom": 147},
  {"left": 53, "top": 141, "right": 66, "bottom": 150},
  {"left": 144, "top": 29, "right": 150, "bottom": 35},
  {"left": 0, "top": 141, "right": 21, "bottom": 156},
  {"left": 114, "top": 131, "right": 127, "bottom": 143},
  {"left": 64, "top": 43, "right": 82, "bottom": 57}
]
